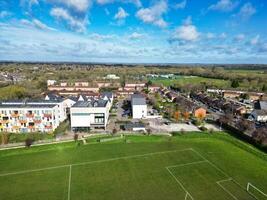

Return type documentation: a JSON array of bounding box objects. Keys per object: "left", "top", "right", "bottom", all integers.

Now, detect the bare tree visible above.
[
  {"left": 112, "top": 128, "right": 117, "bottom": 136},
  {"left": 74, "top": 133, "right": 79, "bottom": 142}
]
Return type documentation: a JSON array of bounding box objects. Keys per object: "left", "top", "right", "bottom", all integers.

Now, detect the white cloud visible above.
[
  {"left": 0, "top": 11, "right": 12, "bottom": 18},
  {"left": 171, "top": 18, "right": 200, "bottom": 42},
  {"left": 50, "top": 7, "right": 88, "bottom": 32},
  {"left": 20, "top": 18, "right": 56, "bottom": 31},
  {"left": 237, "top": 3, "right": 256, "bottom": 20},
  {"left": 96, "top": 0, "right": 142, "bottom": 7},
  {"left": 30, "top": 0, "right": 39, "bottom": 6},
  {"left": 250, "top": 35, "right": 260, "bottom": 45},
  {"left": 183, "top": 16, "right": 192, "bottom": 25},
  {"left": 234, "top": 34, "right": 245, "bottom": 42},
  {"left": 136, "top": 0, "right": 168, "bottom": 28},
  {"left": 114, "top": 7, "right": 129, "bottom": 20},
  {"left": 32, "top": 19, "right": 56, "bottom": 31},
  {"left": 88, "top": 33, "right": 116, "bottom": 40},
  {"left": 174, "top": 0, "right": 187, "bottom": 9},
  {"left": 20, "top": 0, "right": 39, "bottom": 8},
  {"left": 173, "top": 25, "right": 199, "bottom": 41},
  {"left": 206, "top": 32, "right": 216, "bottom": 39},
  {"left": 128, "top": 32, "right": 144, "bottom": 39},
  {"left": 208, "top": 0, "right": 238, "bottom": 12},
  {"left": 219, "top": 33, "right": 227, "bottom": 39},
  {"left": 48, "top": 0, "right": 92, "bottom": 13}
]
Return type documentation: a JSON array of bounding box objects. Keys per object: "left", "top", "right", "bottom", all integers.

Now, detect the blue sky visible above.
[{"left": 0, "top": 0, "right": 267, "bottom": 63}]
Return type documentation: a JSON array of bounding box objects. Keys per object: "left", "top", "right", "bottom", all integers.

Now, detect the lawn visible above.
[
  {"left": 150, "top": 76, "right": 230, "bottom": 88},
  {"left": 0, "top": 132, "right": 266, "bottom": 200}
]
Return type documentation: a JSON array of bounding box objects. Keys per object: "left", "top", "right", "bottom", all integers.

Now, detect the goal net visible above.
[{"left": 247, "top": 182, "right": 267, "bottom": 200}]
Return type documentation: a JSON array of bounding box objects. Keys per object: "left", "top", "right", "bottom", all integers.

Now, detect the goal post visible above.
[{"left": 247, "top": 182, "right": 267, "bottom": 200}]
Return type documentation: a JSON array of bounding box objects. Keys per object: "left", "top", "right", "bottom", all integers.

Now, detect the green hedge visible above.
[{"left": 0, "top": 133, "right": 54, "bottom": 144}]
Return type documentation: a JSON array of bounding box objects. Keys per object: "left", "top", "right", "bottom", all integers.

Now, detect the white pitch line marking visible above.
[
  {"left": 67, "top": 165, "right": 72, "bottom": 200},
  {"left": 166, "top": 167, "right": 194, "bottom": 200},
  {"left": 167, "top": 160, "right": 207, "bottom": 169},
  {"left": 216, "top": 178, "right": 238, "bottom": 200}
]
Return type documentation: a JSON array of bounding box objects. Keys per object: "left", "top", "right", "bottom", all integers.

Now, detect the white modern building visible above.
[
  {"left": 131, "top": 94, "right": 147, "bottom": 119},
  {"left": 70, "top": 99, "right": 110, "bottom": 131}
]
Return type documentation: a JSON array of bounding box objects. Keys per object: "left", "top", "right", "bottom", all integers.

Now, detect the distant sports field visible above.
[{"left": 0, "top": 133, "right": 266, "bottom": 200}]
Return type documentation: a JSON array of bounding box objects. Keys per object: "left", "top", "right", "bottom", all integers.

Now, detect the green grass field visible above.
[
  {"left": 0, "top": 133, "right": 266, "bottom": 200},
  {"left": 150, "top": 76, "right": 231, "bottom": 88}
]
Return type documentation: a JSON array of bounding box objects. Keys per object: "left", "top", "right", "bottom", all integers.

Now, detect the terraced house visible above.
[{"left": 0, "top": 100, "right": 67, "bottom": 133}]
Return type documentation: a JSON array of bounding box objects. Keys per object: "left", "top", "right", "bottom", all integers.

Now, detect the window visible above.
[
  {"left": 71, "top": 113, "right": 90, "bottom": 116},
  {"left": 94, "top": 113, "right": 105, "bottom": 124}
]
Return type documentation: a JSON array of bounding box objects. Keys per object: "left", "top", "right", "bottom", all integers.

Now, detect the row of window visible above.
[{"left": 0, "top": 110, "right": 53, "bottom": 115}]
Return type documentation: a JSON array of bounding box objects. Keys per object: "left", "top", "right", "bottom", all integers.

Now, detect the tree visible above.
[
  {"left": 147, "top": 129, "right": 152, "bottom": 135},
  {"left": 112, "top": 128, "right": 117, "bottom": 136},
  {"left": 1, "top": 133, "right": 9, "bottom": 145},
  {"left": 262, "top": 84, "right": 267, "bottom": 92},
  {"left": 173, "top": 111, "right": 180, "bottom": 122},
  {"left": 196, "top": 112, "right": 205, "bottom": 122},
  {"left": 183, "top": 112, "right": 190, "bottom": 121},
  {"left": 121, "top": 75, "right": 126, "bottom": 88},
  {"left": 25, "top": 138, "right": 34, "bottom": 148},
  {"left": 74, "top": 133, "right": 79, "bottom": 142},
  {"left": 252, "top": 128, "right": 267, "bottom": 145},
  {"left": 240, "top": 93, "right": 249, "bottom": 100},
  {"left": 231, "top": 80, "right": 239, "bottom": 88},
  {"left": 146, "top": 80, "right": 152, "bottom": 89}
]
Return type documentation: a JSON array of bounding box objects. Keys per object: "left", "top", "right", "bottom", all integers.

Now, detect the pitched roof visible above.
[{"left": 72, "top": 99, "right": 108, "bottom": 108}]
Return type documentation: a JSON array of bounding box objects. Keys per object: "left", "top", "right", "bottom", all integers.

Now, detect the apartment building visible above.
[{"left": 0, "top": 101, "right": 61, "bottom": 133}]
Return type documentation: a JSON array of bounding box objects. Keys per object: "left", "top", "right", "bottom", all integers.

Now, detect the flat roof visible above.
[
  {"left": 0, "top": 103, "right": 57, "bottom": 109},
  {"left": 131, "top": 94, "right": 146, "bottom": 105}
]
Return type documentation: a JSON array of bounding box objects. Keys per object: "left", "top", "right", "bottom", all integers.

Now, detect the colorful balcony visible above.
[
  {"left": 19, "top": 120, "right": 27, "bottom": 124},
  {"left": 34, "top": 119, "right": 42, "bottom": 124},
  {"left": 11, "top": 113, "right": 19, "bottom": 118},
  {"left": 26, "top": 113, "right": 34, "bottom": 118},
  {"left": 43, "top": 113, "right": 52, "bottom": 118},
  {"left": 12, "top": 126, "right": 20, "bottom": 130},
  {"left": 27, "top": 126, "right": 35, "bottom": 129},
  {"left": 45, "top": 125, "right": 53, "bottom": 129},
  {"left": 2, "top": 120, "right": 9, "bottom": 124}
]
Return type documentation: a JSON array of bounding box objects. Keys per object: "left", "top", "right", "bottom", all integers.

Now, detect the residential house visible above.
[
  {"left": 249, "top": 110, "right": 267, "bottom": 122},
  {"left": 131, "top": 93, "right": 147, "bottom": 119}
]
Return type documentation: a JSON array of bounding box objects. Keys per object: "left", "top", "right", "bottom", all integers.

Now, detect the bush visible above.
[
  {"left": 200, "top": 126, "right": 208, "bottom": 131},
  {"left": 170, "top": 131, "right": 180, "bottom": 136},
  {"left": 180, "top": 128, "right": 185, "bottom": 134},
  {"left": 192, "top": 119, "right": 202, "bottom": 126},
  {"left": 1, "top": 133, "right": 54, "bottom": 144},
  {"left": 25, "top": 138, "right": 34, "bottom": 148},
  {"left": 209, "top": 128, "right": 214, "bottom": 134}
]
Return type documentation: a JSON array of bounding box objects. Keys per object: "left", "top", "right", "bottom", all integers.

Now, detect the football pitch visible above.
[{"left": 0, "top": 133, "right": 266, "bottom": 200}]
